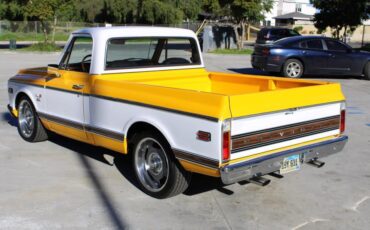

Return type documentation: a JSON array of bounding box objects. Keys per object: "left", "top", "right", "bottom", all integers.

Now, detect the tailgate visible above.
[{"left": 229, "top": 82, "right": 345, "bottom": 160}]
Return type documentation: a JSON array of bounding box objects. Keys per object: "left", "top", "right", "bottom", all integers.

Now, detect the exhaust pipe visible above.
[
  {"left": 307, "top": 159, "right": 325, "bottom": 168},
  {"left": 248, "top": 176, "right": 271, "bottom": 186},
  {"left": 269, "top": 172, "right": 284, "bottom": 179}
]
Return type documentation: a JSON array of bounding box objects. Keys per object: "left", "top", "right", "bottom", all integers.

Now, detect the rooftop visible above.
[{"left": 274, "top": 12, "right": 314, "bottom": 20}]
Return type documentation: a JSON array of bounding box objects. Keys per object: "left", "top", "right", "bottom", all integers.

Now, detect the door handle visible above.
[
  {"left": 302, "top": 51, "right": 306, "bottom": 54},
  {"left": 72, "top": 84, "right": 84, "bottom": 90}
]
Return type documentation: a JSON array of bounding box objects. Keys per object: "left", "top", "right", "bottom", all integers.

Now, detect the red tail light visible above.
[
  {"left": 222, "top": 131, "right": 230, "bottom": 161},
  {"left": 222, "top": 120, "right": 231, "bottom": 161},
  {"left": 340, "top": 109, "right": 346, "bottom": 133}
]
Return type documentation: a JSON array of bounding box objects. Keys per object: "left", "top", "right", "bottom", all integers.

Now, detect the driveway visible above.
[{"left": 0, "top": 51, "right": 369, "bottom": 229}]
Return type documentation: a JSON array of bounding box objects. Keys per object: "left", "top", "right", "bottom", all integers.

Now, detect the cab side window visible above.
[{"left": 60, "top": 37, "right": 93, "bottom": 73}]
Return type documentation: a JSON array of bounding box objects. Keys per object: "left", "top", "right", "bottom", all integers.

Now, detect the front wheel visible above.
[
  {"left": 132, "top": 131, "right": 191, "bottom": 199},
  {"left": 282, "top": 59, "right": 304, "bottom": 78},
  {"left": 17, "top": 96, "right": 48, "bottom": 142}
]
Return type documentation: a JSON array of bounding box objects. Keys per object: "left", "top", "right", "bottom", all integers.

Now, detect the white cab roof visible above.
[
  {"left": 73, "top": 26, "right": 198, "bottom": 39},
  {"left": 60, "top": 26, "right": 203, "bottom": 74}
]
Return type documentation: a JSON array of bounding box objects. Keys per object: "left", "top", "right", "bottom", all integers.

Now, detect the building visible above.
[{"left": 263, "top": 0, "right": 316, "bottom": 27}]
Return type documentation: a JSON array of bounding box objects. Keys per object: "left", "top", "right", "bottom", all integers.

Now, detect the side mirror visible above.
[{"left": 47, "top": 67, "right": 61, "bottom": 78}]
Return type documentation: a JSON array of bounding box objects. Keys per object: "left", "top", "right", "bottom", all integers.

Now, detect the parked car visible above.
[
  {"left": 256, "top": 27, "right": 300, "bottom": 44},
  {"left": 8, "top": 27, "right": 348, "bottom": 198},
  {"left": 252, "top": 36, "right": 370, "bottom": 80}
]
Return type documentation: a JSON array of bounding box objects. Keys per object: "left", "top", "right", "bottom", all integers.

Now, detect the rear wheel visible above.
[
  {"left": 17, "top": 96, "right": 48, "bottom": 142},
  {"left": 132, "top": 131, "right": 191, "bottom": 199},
  {"left": 282, "top": 59, "right": 304, "bottom": 78},
  {"left": 364, "top": 62, "right": 370, "bottom": 80}
]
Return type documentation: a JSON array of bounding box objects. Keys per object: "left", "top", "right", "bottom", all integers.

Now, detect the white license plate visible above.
[{"left": 280, "top": 154, "right": 301, "bottom": 174}]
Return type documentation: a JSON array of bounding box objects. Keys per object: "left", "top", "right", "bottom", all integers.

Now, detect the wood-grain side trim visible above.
[{"left": 232, "top": 115, "right": 340, "bottom": 153}]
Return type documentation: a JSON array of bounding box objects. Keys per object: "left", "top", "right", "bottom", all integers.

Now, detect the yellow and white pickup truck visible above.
[{"left": 8, "top": 27, "right": 348, "bottom": 198}]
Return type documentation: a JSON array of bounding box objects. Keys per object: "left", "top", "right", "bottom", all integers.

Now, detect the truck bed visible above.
[
  {"left": 97, "top": 68, "right": 344, "bottom": 119},
  {"left": 113, "top": 68, "right": 321, "bottom": 95}
]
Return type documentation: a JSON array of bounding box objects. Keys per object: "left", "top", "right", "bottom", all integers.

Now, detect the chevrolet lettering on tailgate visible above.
[{"left": 7, "top": 27, "right": 348, "bottom": 198}]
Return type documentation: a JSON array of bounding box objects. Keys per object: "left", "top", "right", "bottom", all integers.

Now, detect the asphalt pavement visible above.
[{"left": 0, "top": 51, "right": 369, "bottom": 230}]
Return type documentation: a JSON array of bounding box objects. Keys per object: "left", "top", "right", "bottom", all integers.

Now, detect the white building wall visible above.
[{"left": 263, "top": 0, "right": 317, "bottom": 26}]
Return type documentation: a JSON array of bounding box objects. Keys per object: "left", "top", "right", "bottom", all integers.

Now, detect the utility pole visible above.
[{"left": 361, "top": 25, "right": 365, "bottom": 47}]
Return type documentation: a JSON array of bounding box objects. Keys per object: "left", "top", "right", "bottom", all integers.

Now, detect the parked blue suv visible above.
[{"left": 251, "top": 36, "right": 370, "bottom": 80}]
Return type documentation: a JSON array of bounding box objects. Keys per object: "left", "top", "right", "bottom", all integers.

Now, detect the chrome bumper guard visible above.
[{"left": 220, "top": 135, "right": 348, "bottom": 184}]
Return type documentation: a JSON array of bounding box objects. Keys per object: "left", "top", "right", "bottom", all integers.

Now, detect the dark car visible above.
[
  {"left": 256, "top": 28, "right": 300, "bottom": 44},
  {"left": 251, "top": 36, "right": 370, "bottom": 80}
]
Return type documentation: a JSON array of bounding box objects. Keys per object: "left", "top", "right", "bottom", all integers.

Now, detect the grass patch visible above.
[
  {"left": 21, "top": 42, "right": 62, "bottom": 52},
  {"left": 209, "top": 48, "right": 253, "bottom": 55},
  {"left": 0, "top": 32, "right": 69, "bottom": 41}
]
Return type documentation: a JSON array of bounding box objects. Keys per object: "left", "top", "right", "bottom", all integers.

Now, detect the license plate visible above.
[{"left": 280, "top": 154, "right": 301, "bottom": 174}]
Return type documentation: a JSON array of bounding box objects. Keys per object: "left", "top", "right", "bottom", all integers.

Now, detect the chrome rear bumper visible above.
[{"left": 220, "top": 135, "right": 348, "bottom": 184}]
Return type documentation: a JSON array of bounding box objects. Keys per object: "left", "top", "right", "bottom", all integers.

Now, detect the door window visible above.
[
  {"left": 60, "top": 37, "right": 93, "bottom": 72},
  {"left": 325, "top": 40, "right": 348, "bottom": 52},
  {"left": 306, "top": 40, "right": 323, "bottom": 50}
]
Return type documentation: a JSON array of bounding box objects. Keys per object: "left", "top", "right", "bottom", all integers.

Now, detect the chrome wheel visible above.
[
  {"left": 286, "top": 62, "right": 302, "bottom": 78},
  {"left": 18, "top": 100, "right": 35, "bottom": 138},
  {"left": 134, "top": 137, "right": 169, "bottom": 192}
]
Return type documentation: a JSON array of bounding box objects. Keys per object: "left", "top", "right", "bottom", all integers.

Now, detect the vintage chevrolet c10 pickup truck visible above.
[{"left": 7, "top": 27, "right": 348, "bottom": 198}]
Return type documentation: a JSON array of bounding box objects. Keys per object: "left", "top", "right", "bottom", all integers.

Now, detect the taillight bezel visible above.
[
  {"left": 222, "top": 120, "right": 231, "bottom": 162},
  {"left": 340, "top": 102, "right": 346, "bottom": 133}
]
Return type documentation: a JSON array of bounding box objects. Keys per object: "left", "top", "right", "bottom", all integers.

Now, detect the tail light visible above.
[
  {"left": 262, "top": 48, "right": 270, "bottom": 56},
  {"left": 340, "top": 102, "right": 346, "bottom": 133},
  {"left": 222, "top": 120, "right": 231, "bottom": 161}
]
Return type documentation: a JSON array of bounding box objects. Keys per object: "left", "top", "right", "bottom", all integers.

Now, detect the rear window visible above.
[
  {"left": 105, "top": 37, "right": 201, "bottom": 70},
  {"left": 270, "top": 29, "right": 288, "bottom": 36}
]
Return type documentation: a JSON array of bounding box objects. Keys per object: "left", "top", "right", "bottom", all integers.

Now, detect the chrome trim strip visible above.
[
  {"left": 38, "top": 112, "right": 124, "bottom": 141},
  {"left": 172, "top": 148, "right": 219, "bottom": 169}
]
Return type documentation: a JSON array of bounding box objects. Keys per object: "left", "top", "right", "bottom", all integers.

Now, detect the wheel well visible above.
[
  {"left": 126, "top": 122, "right": 168, "bottom": 150},
  {"left": 15, "top": 92, "right": 30, "bottom": 108}
]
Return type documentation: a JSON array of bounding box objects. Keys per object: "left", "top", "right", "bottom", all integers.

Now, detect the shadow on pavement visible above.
[
  {"left": 48, "top": 133, "right": 238, "bottom": 197},
  {"left": 0, "top": 112, "right": 18, "bottom": 127},
  {"left": 48, "top": 134, "right": 128, "bottom": 230},
  {"left": 184, "top": 173, "right": 236, "bottom": 196}
]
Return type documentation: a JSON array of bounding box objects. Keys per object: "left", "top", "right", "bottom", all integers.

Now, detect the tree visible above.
[
  {"left": 228, "top": 0, "right": 273, "bottom": 49},
  {"left": 202, "top": 0, "right": 273, "bottom": 49},
  {"left": 25, "top": 0, "right": 74, "bottom": 43},
  {"left": 312, "top": 0, "right": 369, "bottom": 40}
]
